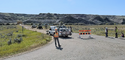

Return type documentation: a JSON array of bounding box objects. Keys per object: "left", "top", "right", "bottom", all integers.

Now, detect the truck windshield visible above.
[
  {"left": 59, "top": 26, "right": 67, "bottom": 28},
  {"left": 60, "top": 29, "right": 68, "bottom": 31}
]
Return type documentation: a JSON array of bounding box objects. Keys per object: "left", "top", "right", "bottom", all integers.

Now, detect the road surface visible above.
[{"left": 1, "top": 25, "right": 125, "bottom": 60}]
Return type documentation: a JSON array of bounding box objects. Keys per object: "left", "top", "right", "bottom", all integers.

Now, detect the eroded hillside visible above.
[{"left": 0, "top": 12, "right": 125, "bottom": 25}]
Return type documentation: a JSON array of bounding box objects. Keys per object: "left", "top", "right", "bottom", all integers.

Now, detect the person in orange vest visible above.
[{"left": 53, "top": 28, "right": 61, "bottom": 48}]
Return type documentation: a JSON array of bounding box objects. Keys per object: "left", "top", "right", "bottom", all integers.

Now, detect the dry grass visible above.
[{"left": 66, "top": 25, "right": 125, "bottom": 37}]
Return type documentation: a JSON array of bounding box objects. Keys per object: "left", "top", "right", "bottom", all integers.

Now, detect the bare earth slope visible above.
[
  {"left": 2, "top": 25, "right": 125, "bottom": 60},
  {"left": 1, "top": 12, "right": 125, "bottom": 25}
]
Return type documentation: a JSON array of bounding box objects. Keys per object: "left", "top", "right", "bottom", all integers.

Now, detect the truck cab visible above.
[{"left": 48, "top": 26, "right": 57, "bottom": 35}]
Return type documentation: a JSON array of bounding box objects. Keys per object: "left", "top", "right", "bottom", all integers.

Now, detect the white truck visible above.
[
  {"left": 58, "top": 25, "right": 72, "bottom": 37},
  {"left": 47, "top": 25, "right": 72, "bottom": 37},
  {"left": 47, "top": 26, "right": 57, "bottom": 35}
]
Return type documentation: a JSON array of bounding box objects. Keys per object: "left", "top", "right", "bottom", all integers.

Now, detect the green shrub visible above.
[
  {"left": 8, "top": 39, "right": 12, "bottom": 45},
  {"left": 17, "top": 34, "right": 22, "bottom": 37}
]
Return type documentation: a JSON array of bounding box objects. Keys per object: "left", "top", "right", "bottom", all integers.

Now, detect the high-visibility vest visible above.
[
  {"left": 54, "top": 32, "right": 59, "bottom": 38},
  {"left": 116, "top": 29, "right": 118, "bottom": 33}
]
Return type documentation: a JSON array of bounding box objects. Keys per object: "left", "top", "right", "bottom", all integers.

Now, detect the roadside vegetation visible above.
[
  {"left": 0, "top": 25, "right": 51, "bottom": 58},
  {"left": 25, "top": 23, "right": 125, "bottom": 37},
  {"left": 66, "top": 25, "right": 125, "bottom": 37}
]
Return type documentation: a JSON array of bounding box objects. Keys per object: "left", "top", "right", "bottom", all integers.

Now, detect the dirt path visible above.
[
  {"left": 22, "top": 25, "right": 47, "bottom": 34},
  {"left": 1, "top": 25, "right": 125, "bottom": 60}
]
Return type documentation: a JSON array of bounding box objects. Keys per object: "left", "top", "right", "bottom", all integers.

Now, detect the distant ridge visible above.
[{"left": 0, "top": 12, "right": 125, "bottom": 25}]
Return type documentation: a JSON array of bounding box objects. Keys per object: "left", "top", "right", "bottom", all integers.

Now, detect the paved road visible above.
[{"left": 2, "top": 25, "right": 125, "bottom": 60}]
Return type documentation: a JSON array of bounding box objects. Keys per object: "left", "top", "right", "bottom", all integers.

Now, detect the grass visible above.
[
  {"left": 35, "top": 24, "right": 125, "bottom": 37},
  {"left": 0, "top": 25, "right": 51, "bottom": 58},
  {"left": 65, "top": 25, "right": 125, "bottom": 37}
]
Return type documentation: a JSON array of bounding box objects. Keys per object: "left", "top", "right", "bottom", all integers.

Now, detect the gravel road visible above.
[{"left": 2, "top": 25, "right": 125, "bottom": 60}]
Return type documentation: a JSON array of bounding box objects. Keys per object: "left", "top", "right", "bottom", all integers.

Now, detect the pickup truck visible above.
[
  {"left": 58, "top": 26, "right": 72, "bottom": 37},
  {"left": 47, "top": 25, "right": 72, "bottom": 37},
  {"left": 47, "top": 26, "right": 57, "bottom": 35}
]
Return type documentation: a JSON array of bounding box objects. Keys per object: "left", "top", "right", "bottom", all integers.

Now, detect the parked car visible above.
[
  {"left": 37, "top": 24, "right": 43, "bottom": 29},
  {"left": 31, "top": 24, "right": 37, "bottom": 28}
]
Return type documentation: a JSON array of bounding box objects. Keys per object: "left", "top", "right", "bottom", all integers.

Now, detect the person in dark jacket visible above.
[
  {"left": 105, "top": 27, "right": 108, "bottom": 37},
  {"left": 70, "top": 26, "right": 72, "bottom": 32},
  {"left": 115, "top": 26, "right": 118, "bottom": 38},
  {"left": 121, "top": 33, "right": 124, "bottom": 37}
]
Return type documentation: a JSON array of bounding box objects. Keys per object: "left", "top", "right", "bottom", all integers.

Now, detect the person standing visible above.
[
  {"left": 70, "top": 26, "right": 72, "bottom": 32},
  {"left": 53, "top": 28, "right": 61, "bottom": 48},
  {"left": 45, "top": 24, "right": 47, "bottom": 29},
  {"left": 115, "top": 26, "right": 118, "bottom": 38},
  {"left": 105, "top": 27, "right": 108, "bottom": 37},
  {"left": 121, "top": 33, "right": 124, "bottom": 37}
]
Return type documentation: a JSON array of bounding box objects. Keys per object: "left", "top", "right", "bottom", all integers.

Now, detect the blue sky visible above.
[{"left": 0, "top": 0, "right": 125, "bottom": 15}]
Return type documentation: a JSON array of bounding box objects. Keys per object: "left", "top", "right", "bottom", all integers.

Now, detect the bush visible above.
[
  {"left": 17, "top": 34, "right": 22, "bottom": 37},
  {"left": 8, "top": 39, "right": 12, "bottom": 45},
  {"left": 14, "top": 37, "right": 23, "bottom": 43},
  {"left": 14, "top": 38, "right": 18, "bottom": 43},
  {"left": 7, "top": 33, "right": 13, "bottom": 36}
]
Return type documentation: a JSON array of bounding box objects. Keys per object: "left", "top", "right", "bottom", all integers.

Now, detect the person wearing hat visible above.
[
  {"left": 53, "top": 28, "right": 61, "bottom": 48},
  {"left": 105, "top": 27, "right": 108, "bottom": 37}
]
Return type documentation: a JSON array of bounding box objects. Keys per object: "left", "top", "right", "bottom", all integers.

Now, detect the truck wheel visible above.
[
  {"left": 49, "top": 32, "right": 51, "bottom": 36},
  {"left": 65, "top": 36, "right": 68, "bottom": 37},
  {"left": 63, "top": 35, "right": 65, "bottom": 37}
]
